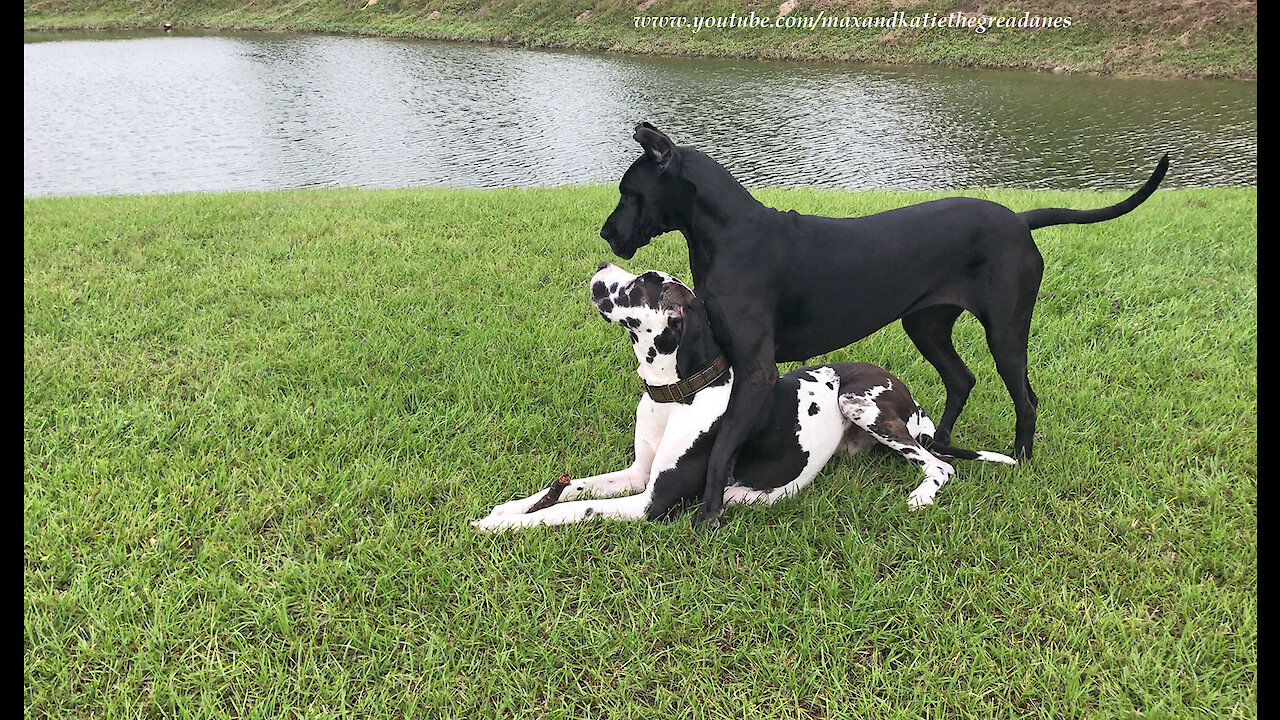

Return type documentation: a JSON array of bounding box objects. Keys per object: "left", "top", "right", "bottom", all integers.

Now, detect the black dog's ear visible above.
[{"left": 633, "top": 123, "right": 680, "bottom": 174}]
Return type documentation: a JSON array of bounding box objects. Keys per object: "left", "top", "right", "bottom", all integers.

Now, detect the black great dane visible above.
[{"left": 599, "top": 123, "right": 1168, "bottom": 528}]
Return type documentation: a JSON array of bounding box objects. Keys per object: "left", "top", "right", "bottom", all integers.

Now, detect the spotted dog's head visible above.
[{"left": 590, "top": 263, "right": 720, "bottom": 386}]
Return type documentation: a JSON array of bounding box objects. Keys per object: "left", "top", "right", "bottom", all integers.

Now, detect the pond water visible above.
[{"left": 24, "top": 31, "right": 1256, "bottom": 197}]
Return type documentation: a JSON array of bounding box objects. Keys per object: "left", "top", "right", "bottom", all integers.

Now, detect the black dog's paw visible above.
[{"left": 692, "top": 508, "right": 723, "bottom": 531}]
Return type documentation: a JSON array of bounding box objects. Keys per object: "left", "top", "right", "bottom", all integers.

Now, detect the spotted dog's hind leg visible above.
[
  {"left": 722, "top": 475, "right": 815, "bottom": 506},
  {"left": 838, "top": 389, "right": 957, "bottom": 510},
  {"left": 881, "top": 429, "right": 956, "bottom": 511},
  {"left": 907, "top": 403, "right": 938, "bottom": 446}
]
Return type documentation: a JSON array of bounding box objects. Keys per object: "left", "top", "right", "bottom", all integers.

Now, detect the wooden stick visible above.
[{"left": 525, "top": 473, "right": 572, "bottom": 513}]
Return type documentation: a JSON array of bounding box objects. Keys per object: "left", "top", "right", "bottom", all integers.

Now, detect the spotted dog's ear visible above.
[
  {"left": 634, "top": 123, "right": 680, "bottom": 175},
  {"left": 666, "top": 288, "right": 718, "bottom": 380},
  {"left": 659, "top": 282, "right": 696, "bottom": 316}
]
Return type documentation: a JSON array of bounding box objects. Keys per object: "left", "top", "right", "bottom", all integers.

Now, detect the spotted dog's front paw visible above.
[
  {"left": 907, "top": 489, "right": 935, "bottom": 511},
  {"left": 471, "top": 514, "right": 524, "bottom": 532},
  {"left": 486, "top": 497, "right": 538, "bottom": 517}
]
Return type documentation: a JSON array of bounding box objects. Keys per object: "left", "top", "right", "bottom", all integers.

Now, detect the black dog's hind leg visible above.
[
  {"left": 976, "top": 253, "right": 1043, "bottom": 459},
  {"left": 902, "top": 305, "right": 974, "bottom": 447},
  {"left": 984, "top": 323, "right": 1037, "bottom": 460}
]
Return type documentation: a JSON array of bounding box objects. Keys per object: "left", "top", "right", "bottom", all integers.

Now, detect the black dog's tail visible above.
[{"left": 1018, "top": 153, "right": 1170, "bottom": 231}]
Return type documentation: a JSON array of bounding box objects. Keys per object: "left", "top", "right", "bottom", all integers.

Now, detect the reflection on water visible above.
[{"left": 24, "top": 31, "right": 1256, "bottom": 197}]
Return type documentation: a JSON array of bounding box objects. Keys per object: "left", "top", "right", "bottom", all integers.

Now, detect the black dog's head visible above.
[{"left": 599, "top": 123, "right": 696, "bottom": 260}]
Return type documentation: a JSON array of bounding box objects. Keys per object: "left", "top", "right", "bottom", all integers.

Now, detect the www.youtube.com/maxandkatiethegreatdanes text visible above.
[{"left": 632, "top": 10, "right": 1073, "bottom": 34}]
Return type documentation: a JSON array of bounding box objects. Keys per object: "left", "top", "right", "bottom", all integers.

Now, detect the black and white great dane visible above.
[
  {"left": 472, "top": 265, "right": 1014, "bottom": 531},
  {"left": 599, "top": 123, "right": 1169, "bottom": 527}
]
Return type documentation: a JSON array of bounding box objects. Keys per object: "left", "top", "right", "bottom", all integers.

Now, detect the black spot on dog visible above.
[
  {"left": 609, "top": 283, "right": 618, "bottom": 293},
  {"left": 598, "top": 298, "right": 614, "bottom": 314},
  {"left": 625, "top": 285, "right": 647, "bottom": 308},
  {"left": 653, "top": 326, "right": 679, "bottom": 354},
  {"left": 646, "top": 347, "right": 657, "bottom": 363},
  {"left": 622, "top": 317, "right": 642, "bottom": 329},
  {"left": 584, "top": 507, "right": 595, "bottom": 517},
  {"left": 629, "top": 331, "right": 639, "bottom": 344},
  {"left": 826, "top": 381, "right": 835, "bottom": 389},
  {"left": 591, "top": 281, "right": 608, "bottom": 300},
  {"left": 808, "top": 402, "right": 820, "bottom": 416}
]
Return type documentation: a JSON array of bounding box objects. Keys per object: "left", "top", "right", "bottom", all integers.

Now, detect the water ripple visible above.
[{"left": 24, "top": 32, "right": 1256, "bottom": 197}]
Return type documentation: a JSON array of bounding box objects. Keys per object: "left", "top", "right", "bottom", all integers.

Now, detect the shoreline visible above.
[{"left": 23, "top": 0, "right": 1257, "bottom": 80}]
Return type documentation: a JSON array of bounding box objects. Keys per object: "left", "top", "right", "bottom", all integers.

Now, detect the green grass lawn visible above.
[{"left": 25, "top": 186, "right": 1255, "bottom": 717}]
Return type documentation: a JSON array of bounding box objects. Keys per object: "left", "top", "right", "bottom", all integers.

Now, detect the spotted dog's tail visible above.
[
  {"left": 914, "top": 405, "right": 1017, "bottom": 465},
  {"left": 1018, "top": 154, "right": 1169, "bottom": 231},
  {"left": 928, "top": 442, "right": 1018, "bottom": 465}
]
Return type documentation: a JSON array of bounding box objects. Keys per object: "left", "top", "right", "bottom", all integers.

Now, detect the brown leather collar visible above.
[{"left": 645, "top": 355, "right": 730, "bottom": 403}]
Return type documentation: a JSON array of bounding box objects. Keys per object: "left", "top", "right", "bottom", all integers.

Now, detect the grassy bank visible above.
[
  {"left": 24, "top": 0, "right": 1257, "bottom": 79},
  {"left": 25, "top": 186, "right": 1255, "bottom": 717}
]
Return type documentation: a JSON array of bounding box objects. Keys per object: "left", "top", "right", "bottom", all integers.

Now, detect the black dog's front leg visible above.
[
  {"left": 696, "top": 299, "right": 777, "bottom": 528},
  {"left": 698, "top": 364, "right": 775, "bottom": 528}
]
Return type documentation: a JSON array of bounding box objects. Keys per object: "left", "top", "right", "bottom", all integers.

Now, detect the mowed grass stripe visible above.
[{"left": 25, "top": 186, "right": 1255, "bottom": 718}]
